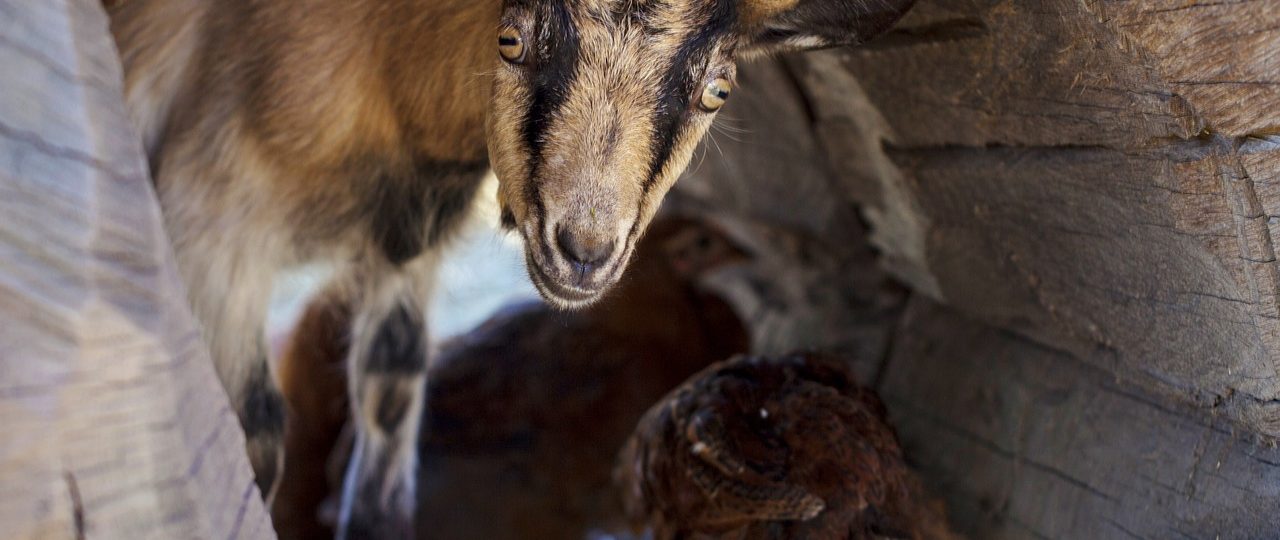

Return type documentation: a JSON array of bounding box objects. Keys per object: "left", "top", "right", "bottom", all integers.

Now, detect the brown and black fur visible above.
[{"left": 109, "top": 0, "right": 914, "bottom": 537}]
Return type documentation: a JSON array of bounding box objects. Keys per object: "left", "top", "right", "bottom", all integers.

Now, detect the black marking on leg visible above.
[
  {"left": 240, "top": 361, "right": 285, "bottom": 499},
  {"left": 241, "top": 362, "right": 285, "bottom": 439},
  {"left": 370, "top": 173, "right": 427, "bottom": 266},
  {"left": 422, "top": 162, "right": 484, "bottom": 247},
  {"left": 248, "top": 437, "right": 282, "bottom": 502},
  {"left": 342, "top": 492, "right": 411, "bottom": 540},
  {"left": 366, "top": 304, "right": 428, "bottom": 374},
  {"left": 374, "top": 385, "right": 415, "bottom": 435},
  {"left": 367, "top": 159, "right": 486, "bottom": 265}
]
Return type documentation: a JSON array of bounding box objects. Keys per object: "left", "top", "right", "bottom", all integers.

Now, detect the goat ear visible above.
[{"left": 736, "top": 0, "right": 915, "bottom": 56}]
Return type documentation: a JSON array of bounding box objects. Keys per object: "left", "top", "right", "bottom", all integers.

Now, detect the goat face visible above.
[{"left": 486, "top": 0, "right": 914, "bottom": 308}]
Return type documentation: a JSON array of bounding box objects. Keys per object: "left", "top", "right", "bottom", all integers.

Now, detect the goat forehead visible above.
[
  {"left": 573, "top": 0, "right": 737, "bottom": 82},
  {"left": 599, "top": 0, "right": 735, "bottom": 39},
  {"left": 508, "top": 0, "right": 734, "bottom": 179},
  {"left": 516, "top": 0, "right": 735, "bottom": 40}
]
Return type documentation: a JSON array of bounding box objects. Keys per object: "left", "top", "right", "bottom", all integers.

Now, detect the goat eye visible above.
[
  {"left": 699, "top": 78, "right": 731, "bottom": 112},
  {"left": 498, "top": 26, "right": 526, "bottom": 64}
]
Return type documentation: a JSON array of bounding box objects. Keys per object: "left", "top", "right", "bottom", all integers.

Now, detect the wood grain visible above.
[
  {"left": 0, "top": 1, "right": 273, "bottom": 538},
  {"left": 1089, "top": 0, "right": 1280, "bottom": 139},
  {"left": 883, "top": 140, "right": 1280, "bottom": 428},
  {"left": 882, "top": 298, "right": 1280, "bottom": 539},
  {"left": 668, "top": 10, "right": 1280, "bottom": 532},
  {"left": 784, "top": 0, "right": 1280, "bottom": 435},
  {"left": 821, "top": 0, "right": 1277, "bottom": 149}
]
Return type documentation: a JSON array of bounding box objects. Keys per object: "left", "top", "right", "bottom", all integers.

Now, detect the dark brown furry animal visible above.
[
  {"left": 618, "top": 352, "right": 956, "bottom": 539},
  {"left": 418, "top": 217, "right": 752, "bottom": 539},
  {"left": 272, "top": 217, "right": 752, "bottom": 539},
  {"left": 109, "top": 0, "right": 914, "bottom": 535},
  {"left": 271, "top": 295, "right": 353, "bottom": 540}
]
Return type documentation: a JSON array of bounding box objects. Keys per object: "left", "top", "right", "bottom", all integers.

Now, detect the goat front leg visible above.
[{"left": 334, "top": 256, "right": 438, "bottom": 540}]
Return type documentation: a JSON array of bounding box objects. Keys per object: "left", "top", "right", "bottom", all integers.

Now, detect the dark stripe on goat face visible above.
[
  {"left": 517, "top": 1, "right": 580, "bottom": 243},
  {"left": 641, "top": 0, "right": 735, "bottom": 196},
  {"left": 520, "top": 1, "right": 582, "bottom": 181},
  {"left": 621, "top": 0, "right": 735, "bottom": 259}
]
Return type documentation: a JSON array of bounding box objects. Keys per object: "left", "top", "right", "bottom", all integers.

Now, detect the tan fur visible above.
[
  {"left": 110, "top": 0, "right": 206, "bottom": 158},
  {"left": 117, "top": 0, "right": 496, "bottom": 250}
]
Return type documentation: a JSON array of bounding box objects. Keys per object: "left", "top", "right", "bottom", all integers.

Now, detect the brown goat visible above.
[{"left": 108, "top": 0, "right": 914, "bottom": 533}]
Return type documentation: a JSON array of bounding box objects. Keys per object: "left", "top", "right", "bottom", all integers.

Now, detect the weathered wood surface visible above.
[
  {"left": 881, "top": 298, "right": 1280, "bottom": 539},
  {"left": 0, "top": 1, "right": 273, "bottom": 538},
  {"left": 825, "top": 0, "right": 1278, "bottom": 148},
  {"left": 673, "top": 31, "right": 1280, "bottom": 531},
  {"left": 783, "top": 0, "right": 1280, "bottom": 435}
]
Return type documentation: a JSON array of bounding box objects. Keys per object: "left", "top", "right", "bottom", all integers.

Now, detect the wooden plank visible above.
[
  {"left": 820, "top": 0, "right": 1197, "bottom": 148},
  {"left": 1088, "top": 0, "right": 1280, "bottom": 139},
  {"left": 882, "top": 139, "right": 1280, "bottom": 431},
  {"left": 789, "top": 38, "right": 1280, "bottom": 433},
  {"left": 817, "top": 0, "right": 1277, "bottom": 149},
  {"left": 0, "top": 1, "right": 273, "bottom": 538},
  {"left": 881, "top": 298, "right": 1280, "bottom": 539}
]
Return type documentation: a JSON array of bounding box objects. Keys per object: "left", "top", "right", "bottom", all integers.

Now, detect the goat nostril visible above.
[{"left": 556, "top": 226, "right": 614, "bottom": 271}]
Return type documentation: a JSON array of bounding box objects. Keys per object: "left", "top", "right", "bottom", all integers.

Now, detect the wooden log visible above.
[
  {"left": 669, "top": 30, "right": 1280, "bottom": 531},
  {"left": 784, "top": 0, "right": 1280, "bottom": 434},
  {"left": 883, "top": 140, "right": 1280, "bottom": 428},
  {"left": 1087, "top": 0, "right": 1279, "bottom": 140},
  {"left": 817, "top": 0, "right": 1278, "bottom": 149},
  {"left": 0, "top": 1, "right": 273, "bottom": 538},
  {"left": 881, "top": 298, "right": 1280, "bottom": 539}
]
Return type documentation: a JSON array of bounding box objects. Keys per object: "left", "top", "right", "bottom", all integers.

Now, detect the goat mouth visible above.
[{"left": 524, "top": 253, "right": 605, "bottom": 308}]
